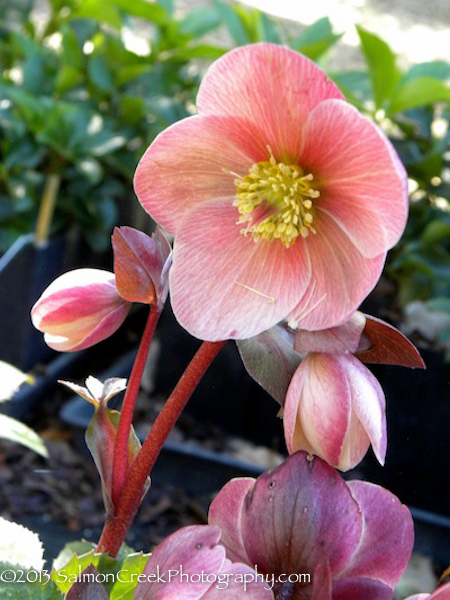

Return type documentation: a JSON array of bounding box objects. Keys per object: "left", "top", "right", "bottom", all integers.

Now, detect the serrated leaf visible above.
[
  {"left": 357, "top": 26, "right": 401, "bottom": 108},
  {"left": 0, "top": 562, "right": 62, "bottom": 599},
  {"left": 0, "top": 414, "right": 48, "bottom": 457},
  {"left": 388, "top": 77, "right": 450, "bottom": 115}
]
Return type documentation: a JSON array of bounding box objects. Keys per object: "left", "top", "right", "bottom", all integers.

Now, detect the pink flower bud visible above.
[{"left": 31, "top": 269, "right": 131, "bottom": 351}]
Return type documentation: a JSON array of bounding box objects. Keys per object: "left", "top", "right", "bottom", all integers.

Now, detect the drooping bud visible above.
[
  {"left": 112, "top": 226, "right": 171, "bottom": 309},
  {"left": 31, "top": 269, "right": 131, "bottom": 352}
]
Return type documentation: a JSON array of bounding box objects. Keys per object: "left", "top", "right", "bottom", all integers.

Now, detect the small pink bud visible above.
[
  {"left": 31, "top": 269, "right": 131, "bottom": 351},
  {"left": 112, "top": 226, "right": 171, "bottom": 308}
]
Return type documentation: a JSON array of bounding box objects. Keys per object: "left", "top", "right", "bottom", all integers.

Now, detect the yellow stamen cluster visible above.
[{"left": 231, "top": 148, "right": 320, "bottom": 248}]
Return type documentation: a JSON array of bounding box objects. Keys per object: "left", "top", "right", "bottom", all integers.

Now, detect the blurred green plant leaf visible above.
[
  {"left": 388, "top": 77, "right": 450, "bottom": 115},
  {"left": 109, "top": 0, "right": 168, "bottom": 26},
  {"left": 291, "top": 17, "right": 342, "bottom": 61},
  {"left": 72, "top": 0, "right": 123, "bottom": 29},
  {"left": 179, "top": 8, "right": 221, "bottom": 37},
  {"left": 0, "top": 414, "right": 48, "bottom": 457},
  {"left": 357, "top": 26, "right": 401, "bottom": 108},
  {"left": 212, "top": 0, "right": 251, "bottom": 45}
]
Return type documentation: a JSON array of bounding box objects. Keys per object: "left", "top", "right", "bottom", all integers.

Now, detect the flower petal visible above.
[
  {"left": 203, "top": 562, "right": 274, "bottom": 599},
  {"left": 134, "top": 114, "right": 269, "bottom": 234},
  {"left": 134, "top": 525, "right": 225, "bottom": 600},
  {"left": 208, "top": 478, "right": 254, "bottom": 565},
  {"left": 294, "top": 312, "right": 367, "bottom": 354},
  {"left": 342, "top": 356, "right": 387, "bottom": 466},
  {"left": 332, "top": 578, "right": 393, "bottom": 599},
  {"left": 197, "top": 43, "right": 344, "bottom": 162},
  {"left": 299, "top": 99, "right": 408, "bottom": 258},
  {"left": 285, "top": 354, "right": 352, "bottom": 467},
  {"left": 170, "top": 197, "right": 311, "bottom": 340},
  {"left": 288, "top": 212, "right": 385, "bottom": 331},
  {"left": 238, "top": 453, "right": 363, "bottom": 577},
  {"left": 342, "top": 481, "right": 414, "bottom": 588}
]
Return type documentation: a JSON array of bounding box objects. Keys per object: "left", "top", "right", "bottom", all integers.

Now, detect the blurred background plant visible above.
[{"left": 0, "top": 0, "right": 449, "bottom": 346}]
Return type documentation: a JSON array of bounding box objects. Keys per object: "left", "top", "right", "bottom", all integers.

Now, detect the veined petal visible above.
[
  {"left": 342, "top": 481, "right": 414, "bottom": 588},
  {"left": 294, "top": 312, "right": 367, "bottom": 354},
  {"left": 170, "top": 198, "right": 311, "bottom": 340},
  {"left": 134, "top": 114, "right": 269, "bottom": 234},
  {"left": 288, "top": 212, "right": 385, "bottom": 331},
  {"left": 238, "top": 453, "right": 363, "bottom": 577},
  {"left": 299, "top": 99, "right": 408, "bottom": 258},
  {"left": 197, "top": 43, "right": 344, "bottom": 162},
  {"left": 290, "top": 354, "right": 352, "bottom": 467},
  {"left": 208, "top": 478, "right": 254, "bottom": 565},
  {"left": 332, "top": 578, "right": 393, "bottom": 599}
]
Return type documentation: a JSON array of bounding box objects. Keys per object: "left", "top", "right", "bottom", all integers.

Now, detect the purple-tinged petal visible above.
[
  {"left": 288, "top": 213, "right": 385, "bottom": 332},
  {"left": 66, "top": 565, "right": 109, "bottom": 600},
  {"left": 312, "top": 561, "right": 332, "bottom": 600},
  {"left": 203, "top": 562, "right": 274, "bottom": 599},
  {"left": 356, "top": 315, "right": 425, "bottom": 368},
  {"left": 197, "top": 43, "right": 344, "bottom": 162},
  {"left": 134, "top": 526, "right": 225, "bottom": 600},
  {"left": 299, "top": 99, "right": 408, "bottom": 259},
  {"left": 236, "top": 324, "right": 303, "bottom": 405},
  {"left": 238, "top": 453, "right": 363, "bottom": 577},
  {"left": 404, "top": 596, "right": 431, "bottom": 600},
  {"left": 341, "top": 481, "right": 414, "bottom": 587},
  {"left": 134, "top": 114, "right": 268, "bottom": 234},
  {"left": 294, "top": 312, "right": 366, "bottom": 354},
  {"left": 209, "top": 479, "right": 253, "bottom": 565},
  {"left": 170, "top": 197, "right": 311, "bottom": 340},
  {"left": 332, "top": 577, "right": 394, "bottom": 599}
]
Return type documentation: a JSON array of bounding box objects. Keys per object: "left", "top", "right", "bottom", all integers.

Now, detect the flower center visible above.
[{"left": 232, "top": 147, "right": 320, "bottom": 248}]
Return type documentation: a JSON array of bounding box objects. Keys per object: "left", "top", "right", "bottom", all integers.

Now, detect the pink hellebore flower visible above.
[
  {"left": 134, "top": 525, "right": 272, "bottom": 599},
  {"left": 134, "top": 42, "right": 408, "bottom": 341},
  {"left": 209, "top": 452, "right": 414, "bottom": 600},
  {"left": 31, "top": 269, "right": 131, "bottom": 351},
  {"left": 406, "top": 584, "right": 450, "bottom": 600}
]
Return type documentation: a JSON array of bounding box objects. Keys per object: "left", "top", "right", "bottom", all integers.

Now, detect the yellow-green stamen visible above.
[{"left": 231, "top": 147, "right": 320, "bottom": 248}]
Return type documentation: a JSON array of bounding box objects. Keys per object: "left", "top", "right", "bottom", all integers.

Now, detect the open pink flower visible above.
[
  {"left": 209, "top": 452, "right": 414, "bottom": 600},
  {"left": 134, "top": 43, "right": 407, "bottom": 341},
  {"left": 31, "top": 269, "right": 131, "bottom": 351}
]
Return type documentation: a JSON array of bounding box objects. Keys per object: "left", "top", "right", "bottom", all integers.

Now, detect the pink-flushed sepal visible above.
[
  {"left": 31, "top": 268, "right": 131, "bottom": 351},
  {"left": 112, "top": 226, "right": 171, "bottom": 309},
  {"left": 134, "top": 525, "right": 272, "bottom": 599},
  {"left": 356, "top": 314, "right": 425, "bottom": 368},
  {"left": 294, "top": 312, "right": 367, "bottom": 354},
  {"left": 283, "top": 353, "right": 387, "bottom": 471},
  {"left": 64, "top": 376, "right": 149, "bottom": 517},
  {"left": 208, "top": 453, "right": 413, "bottom": 599},
  {"left": 236, "top": 324, "right": 303, "bottom": 405}
]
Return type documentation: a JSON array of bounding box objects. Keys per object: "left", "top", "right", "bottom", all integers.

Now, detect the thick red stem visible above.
[
  {"left": 111, "top": 306, "right": 159, "bottom": 507},
  {"left": 98, "top": 340, "right": 226, "bottom": 557}
]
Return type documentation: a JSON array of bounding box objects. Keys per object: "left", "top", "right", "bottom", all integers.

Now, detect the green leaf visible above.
[
  {"left": 0, "top": 414, "right": 48, "bottom": 457},
  {"left": 109, "top": 0, "right": 168, "bottom": 26},
  {"left": 88, "top": 55, "right": 114, "bottom": 93},
  {"left": 357, "top": 26, "right": 401, "bottom": 108},
  {"left": 388, "top": 77, "right": 450, "bottom": 115},
  {"left": 257, "top": 11, "right": 281, "bottom": 44},
  {"left": 292, "top": 17, "right": 342, "bottom": 61},
  {"left": 179, "top": 8, "right": 221, "bottom": 38},
  {"left": 169, "top": 44, "right": 227, "bottom": 61},
  {"left": 212, "top": 0, "right": 251, "bottom": 45},
  {"left": 405, "top": 61, "right": 450, "bottom": 82},
  {"left": 109, "top": 553, "right": 149, "bottom": 600},
  {"left": 420, "top": 219, "right": 450, "bottom": 245},
  {"left": 0, "top": 562, "right": 62, "bottom": 599},
  {"left": 53, "top": 541, "right": 97, "bottom": 572},
  {"left": 72, "top": 0, "right": 123, "bottom": 29}
]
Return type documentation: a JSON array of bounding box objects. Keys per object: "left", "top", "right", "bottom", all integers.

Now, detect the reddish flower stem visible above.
[
  {"left": 98, "top": 340, "right": 226, "bottom": 557},
  {"left": 111, "top": 306, "right": 160, "bottom": 507}
]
